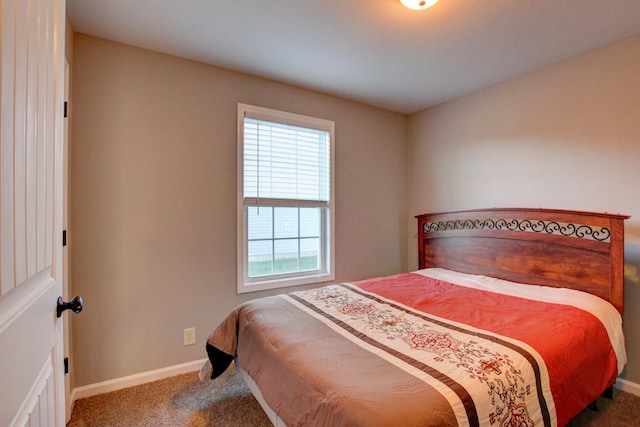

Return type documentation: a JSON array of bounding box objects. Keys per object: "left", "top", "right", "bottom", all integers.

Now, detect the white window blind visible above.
[{"left": 243, "top": 118, "right": 330, "bottom": 204}]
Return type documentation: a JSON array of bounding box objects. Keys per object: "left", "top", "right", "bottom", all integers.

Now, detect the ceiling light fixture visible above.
[{"left": 400, "top": 0, "right": 439, "bottom": 10}]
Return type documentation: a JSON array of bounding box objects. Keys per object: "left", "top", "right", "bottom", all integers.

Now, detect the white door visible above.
[{"left": 1, "top": 0, "right": 68, "bottom": 426}]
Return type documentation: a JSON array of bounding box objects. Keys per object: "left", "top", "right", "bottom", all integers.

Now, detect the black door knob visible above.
[{"left": 57, "top": 296, "right": 83, "bottom": 318}]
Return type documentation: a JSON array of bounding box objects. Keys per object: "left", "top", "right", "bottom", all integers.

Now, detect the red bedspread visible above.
[{"left": 207, "top": 271, "right": 622, "bottom": 427}]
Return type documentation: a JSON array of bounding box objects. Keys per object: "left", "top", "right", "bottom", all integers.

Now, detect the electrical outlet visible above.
[{"left": 183, "top": 327, "right": 196, "bottom": 346}]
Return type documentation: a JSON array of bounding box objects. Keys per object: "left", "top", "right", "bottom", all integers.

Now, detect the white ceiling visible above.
[{"left": 66, "top": 0, "right": 640, "bottom": 114}]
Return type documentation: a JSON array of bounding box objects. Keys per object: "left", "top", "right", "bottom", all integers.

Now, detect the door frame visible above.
[{"left": 63, "top": 57, "right": 73, "bottom": 422}]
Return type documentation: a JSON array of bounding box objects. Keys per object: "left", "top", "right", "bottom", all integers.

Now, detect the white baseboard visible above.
[
  {"left": 615, "top": 377, "right": 640, "bottom": 397},
  {"left": 70, "top": 358, "right": 207, "bottom": 403}
]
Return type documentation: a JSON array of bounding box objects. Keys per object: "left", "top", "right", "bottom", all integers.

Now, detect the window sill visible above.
[{"left": 237, "top": 271, "right": 334, "bottom": 294}]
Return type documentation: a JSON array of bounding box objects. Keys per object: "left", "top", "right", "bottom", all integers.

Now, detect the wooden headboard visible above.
[{"left": 416, "top": 208, "right": 629, "bottom": 315}]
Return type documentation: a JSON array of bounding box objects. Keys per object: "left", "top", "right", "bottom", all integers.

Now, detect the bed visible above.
[{"left": 205, "top": 208, "right": 629, "bottom": 426}]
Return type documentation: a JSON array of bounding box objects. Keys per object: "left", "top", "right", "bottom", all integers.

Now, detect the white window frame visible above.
[{"left": 237, "top": 103, "right": 335, "bottom": 293}]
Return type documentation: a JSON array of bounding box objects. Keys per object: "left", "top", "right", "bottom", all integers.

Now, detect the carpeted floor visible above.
[
  {"left": 67, "top": 364, "right": 271, "bottom": 426},
  {"left": 68, "top": 364, "right": 640, "bottom": 426}
]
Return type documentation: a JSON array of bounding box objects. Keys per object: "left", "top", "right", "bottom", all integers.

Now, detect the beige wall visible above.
[
  {"left": 407, "top": 34, "right": 640, "bottom": 382},
  {"left": 70, "top": 34, "right": 407, "bottom": 386},
  {"left": 71, "top": 28, "right": 640, "bottom": 388}
]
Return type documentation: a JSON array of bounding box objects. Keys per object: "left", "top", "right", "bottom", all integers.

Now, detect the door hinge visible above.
[
  {"left": 62, "top": 230, "right": 67, "bottom": 246},
  {"left": 64, "top": 101, "right": 68, "bottom": 118},
  {"left": 64, "top": 357, "right": 69, "bottom": 374}
]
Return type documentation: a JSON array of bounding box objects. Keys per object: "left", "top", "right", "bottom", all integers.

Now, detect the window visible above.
[{"left": 237, "top": 104, "right": 335, "bottom": 293}]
